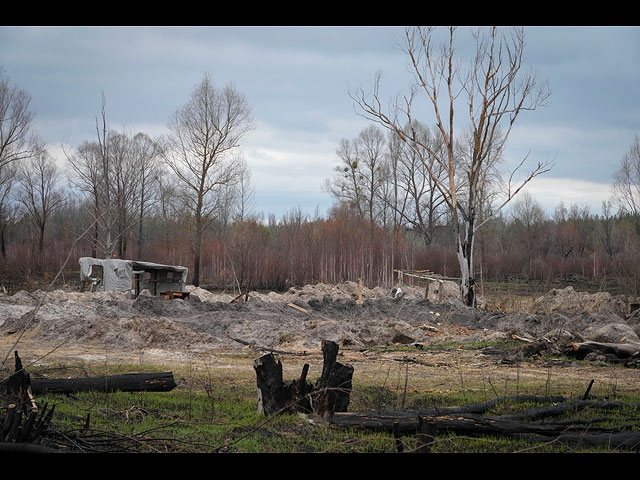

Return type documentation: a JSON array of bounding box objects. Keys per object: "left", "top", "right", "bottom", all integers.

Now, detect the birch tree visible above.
[{"left": 352, "top": 26, "right": 552, "bottom": 306}]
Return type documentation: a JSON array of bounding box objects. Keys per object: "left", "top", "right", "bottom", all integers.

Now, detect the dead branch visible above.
[{"left": 227, "top": 335, "right": 308, "bottom": 356}]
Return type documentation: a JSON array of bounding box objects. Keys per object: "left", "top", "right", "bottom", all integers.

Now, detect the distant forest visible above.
[
  {"left": 2, "top": 60, "right": 640, "bottom": 297},
  {"left": 2, "top": 158, "right": 640, "bottom": 296}
]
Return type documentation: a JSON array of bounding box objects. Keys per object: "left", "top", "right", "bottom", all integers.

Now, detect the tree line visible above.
[{"left": 1, "top": 28, "right": 639, "bottom": 298}]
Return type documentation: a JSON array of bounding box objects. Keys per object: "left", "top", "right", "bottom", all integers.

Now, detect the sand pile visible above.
[
  {"left": 1, "top": 281, "right": 638, "bottom": 358},
  {"left": 249, "top": 281, "right": 427, "bottom": 303},
  {"left": 531, "top": 286, "right": 628, "bottom": 317}
]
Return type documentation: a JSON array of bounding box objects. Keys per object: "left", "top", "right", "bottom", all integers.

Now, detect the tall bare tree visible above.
[
  {"left": 510, "top": 191, "right": 546, "bottom": 276},
  {"left": 233, "top": 156, "right": 256, "bottom": 222},
  {"left": 385, "top": 121, "right": 449, "bottom": 246},
  {"left": 352, "top": 26, "right": 552, "bottom": 305},
  {"left": 0, "top": 68, "right": 40, "bottom": 172},
  {"left": 0, "top": 68, "right": 41, "bottom": 259},
  {"left": 132, "top": 132, "right": 164, "bottom": 259},
  {"left": 17, "top": 148, "right": 64, "bottom": 264},
  {"left": 65, "top": 96, "right": 152, "bottom": 259},
  {"left": 0, "top": 162, "right": 18, "bottom": 258},
  {"left": 65, "top": 140, "right": 103, "bottom": 257},
  {"left": 164, "top": 73, "right": 254, "bottom": 286}
]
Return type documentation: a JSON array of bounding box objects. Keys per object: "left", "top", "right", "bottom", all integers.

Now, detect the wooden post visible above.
[
  {"left": 393, "top": 422, "right": 404, "bottom": 452},
  {"left": 358, "top": 278, "right": 363, "bottom": 305},
  {"left": 417, "top": 416, "right": 436, "bottom": 453}
]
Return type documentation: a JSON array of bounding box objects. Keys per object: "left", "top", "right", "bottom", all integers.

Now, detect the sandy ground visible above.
[{"left": 2, "top": 281, "right": 640, "bottom": 395}]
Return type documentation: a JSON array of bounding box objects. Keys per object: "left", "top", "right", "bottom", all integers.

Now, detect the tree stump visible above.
[
  {"left": 0, "top": 351, "right": 55, "bottom": 445},
  {"left": 254, "top": 340, "right": 353, "bottom": 418},
  {"left": 314, "top": 340, "right": 353, "bottom": 418}
]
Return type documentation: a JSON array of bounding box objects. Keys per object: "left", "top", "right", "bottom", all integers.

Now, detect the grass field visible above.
[{"left": 31, "top": 341, "right": 640, "bottom": 454}]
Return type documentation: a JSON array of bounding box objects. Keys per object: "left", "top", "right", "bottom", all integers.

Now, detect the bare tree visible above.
[
  {"left": 325, "top": 125, "right": 388, "bottom": 226},
  {"left": 0, "top": 68, "right": 41, "bottom": 258},
  {"left": 132, "top": 132, "right": 164, "bottom": 259},
  {"left": 233, "top": 156, "right": 256, "bottom": 222},
  {"left": 599, "top": 200, "right": 619, "bottom": 257},
  {"left": 351, "top": 26, "right": 552, "bottom": 305},
  {"left": 0, "top": 68, "right": 40, "bottom": 171},
  {"left": 164, "top": 73, "right": 254, "bottom": 286},
  {"left": 510, "top": 191, "right": 546, "bottom": 276},
  {"left": 0, "top": 162, "right": 18, "bottom": 258},
  {"left": 65, "top": 96, "right": 150, "bottom": 259},
  {"left": 613, "top": 133, "right": 640, "bottom": 217},
  {"left": 65, "top": 140, "right": 103, "bottom": 258},
  {"left": 108, "top": 128, "right": 142, "bottom": 258},
  {"left": 16, "top": 148, "right": 64, "bottom": 264},
  {"left": 325, "top": 138, "right": 365, "bottom": 216},
  {"left": 385, "top": 121, "right": 449, "bottom": 246}
]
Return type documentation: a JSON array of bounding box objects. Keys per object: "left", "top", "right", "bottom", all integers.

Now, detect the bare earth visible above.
[{"left": 2, "top": 281, "right": 640, "bottom": 396}]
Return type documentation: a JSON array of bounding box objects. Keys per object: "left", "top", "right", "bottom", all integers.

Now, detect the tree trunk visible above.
[
  {"left": 1, "top": 223, "right": 6, "bottom": 259},
  {"left": 137, "top": 184, "right": 145, "bottom": 259},
  {"left": 315, "top": 339, "right": 353, "bottom": 417},
  {"left": 457, "top": 217, "right": 476, "bottom": 307},
  {"left": 30, "top": 372, "right": 177, "bottom": 395}
]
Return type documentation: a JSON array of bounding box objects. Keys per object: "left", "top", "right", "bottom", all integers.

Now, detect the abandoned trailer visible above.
[{"left": 78, "top": 257, "right": 189, "bottom": 298}]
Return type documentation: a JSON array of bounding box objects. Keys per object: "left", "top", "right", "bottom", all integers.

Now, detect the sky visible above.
[{"left": 0, "top": 25, "right": 638, "bottom": 220}]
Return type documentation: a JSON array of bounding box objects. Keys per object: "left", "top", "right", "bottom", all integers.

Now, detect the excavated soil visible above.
[{"left": 2, "top": 280, "right": 640, "bottom": 394}]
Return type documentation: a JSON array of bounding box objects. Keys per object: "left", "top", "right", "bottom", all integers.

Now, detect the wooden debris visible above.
[
  {"left": 287, "top": 303, "right": 308, "bottom": 313},
  {"left": 227, "top": 335, "right": 307, "bottom": 356},
  {"left": 0, "top": 351, "right": 56, "bottom": 448},
  {"left": 511, "top": 333, "right": 535, "bottom": 343},
  {"left": 567, "top": 340, "right": 640, "bottom": 360},
  {"left": 231, "top": 292, "right": 249, "bottom": 303}
]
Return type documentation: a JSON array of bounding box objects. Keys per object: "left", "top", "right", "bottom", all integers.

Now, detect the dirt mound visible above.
[
  {"left": 531, "top": 286, "right": 627, "bottom": 317},
  {"left": 426, "top": 280, "right": 461, "bottom": 303},
  {"left": 1, "top": 282, "right": 638, "bottom": 360},
  {"left": 249, "top": 281, "right": 427, "bottom": 303},
  {"left": 184, "top": 285, "right": 234, "bottom": 303}
]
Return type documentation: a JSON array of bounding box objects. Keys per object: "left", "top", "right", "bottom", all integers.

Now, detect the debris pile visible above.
[{"left": 0, "top": 281, "right": 639, "bottom": 365}]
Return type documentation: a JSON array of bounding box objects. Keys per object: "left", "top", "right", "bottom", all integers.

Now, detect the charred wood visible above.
[
  {"left": 567, "top": 340, "right": 640, "bottom": 360},
  {"left": 254, "top": 339, "right": 353, "bottom": 418},
  {"left": 30, "top": 372, "right": 177, "bottom": 395}
]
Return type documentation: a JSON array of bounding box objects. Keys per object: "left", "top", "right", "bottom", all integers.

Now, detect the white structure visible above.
[{"left": 79, "top": 257, "right": 188, "bottom": 296}]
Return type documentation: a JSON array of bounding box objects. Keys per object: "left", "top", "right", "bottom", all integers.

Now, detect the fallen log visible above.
[
  {"left": 334, "top": 410, "right": 624, "bottom": 437},
  {"left": 30, "top": 372, "right": 177, "bottom": 395},
  {"left": 567, "top": 340, "right": 640, "bottom": 360},
  {"left": 330, "top": 392, "right": 640, "bottom": 451}
]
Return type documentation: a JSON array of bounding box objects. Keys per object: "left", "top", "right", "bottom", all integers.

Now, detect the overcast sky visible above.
[{"left": 0, "top": 25, "right": 638, "bottom": 219}]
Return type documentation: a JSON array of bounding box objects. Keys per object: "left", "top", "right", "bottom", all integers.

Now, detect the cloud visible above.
[{"left": 518, "top": 177, "right": 614, "bottom": 214}]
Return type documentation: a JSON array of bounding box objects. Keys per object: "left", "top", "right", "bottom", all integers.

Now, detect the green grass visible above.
[{"left": 28, "top": 357, "right": 640, "bottom": 453}]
